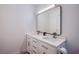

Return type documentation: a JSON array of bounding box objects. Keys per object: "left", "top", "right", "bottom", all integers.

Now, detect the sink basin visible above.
[{"left": 40, "top": 36, "right": 66, "bottom": 47}]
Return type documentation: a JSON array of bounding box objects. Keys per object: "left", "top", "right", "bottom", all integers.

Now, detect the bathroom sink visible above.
[
  {"left": 42, "top": 36, "right": 53, "bottom": 39},
  {"left": 40, "top": 36, "right": 66, "bottom": 47}
]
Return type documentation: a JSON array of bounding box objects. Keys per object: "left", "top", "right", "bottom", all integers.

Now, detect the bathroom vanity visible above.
[
  {"left": 26, "top": 5, "right": 67, "bottom": 54},
  {"left": 26, "top": 33, "right": 66, "bottom": 54}
]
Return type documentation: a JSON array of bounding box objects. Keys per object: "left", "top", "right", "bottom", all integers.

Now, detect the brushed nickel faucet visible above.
[{"left": 36, "top": 31, "right": 59, "bottom": 38}]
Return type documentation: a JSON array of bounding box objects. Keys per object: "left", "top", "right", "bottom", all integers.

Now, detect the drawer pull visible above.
[{"left": 41, "top": 45, "right": 48, "bottom": 50}]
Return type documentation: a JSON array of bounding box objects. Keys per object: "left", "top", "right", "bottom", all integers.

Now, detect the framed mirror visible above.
[{"left": 36, "top": 6, "right": 61, "bottom": 35}]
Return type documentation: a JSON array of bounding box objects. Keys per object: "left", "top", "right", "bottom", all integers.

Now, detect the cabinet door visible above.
[
  {"left": 39, "top": 41, "right": 57, "bottom": 54},
  {"left": 26, "top": 35, "right": 32, "bottom": 53},
  {"left": 27, "top": 35, "right": 39, "bottom": 54},
  {"left": 30, "top": 37, "right": 39, "bottom": 54}
]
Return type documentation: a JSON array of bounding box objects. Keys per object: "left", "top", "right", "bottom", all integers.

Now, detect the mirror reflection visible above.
[{"left": 37, "top": 6, "right": 61, "bottom": 35}]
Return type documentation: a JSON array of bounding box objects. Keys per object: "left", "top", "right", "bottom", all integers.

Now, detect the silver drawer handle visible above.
[{"left": 41, "top": 45, "right": 48, "bottom": 50}]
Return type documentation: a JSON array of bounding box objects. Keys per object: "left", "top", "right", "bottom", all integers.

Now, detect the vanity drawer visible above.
[
  {"left": 39, "top": 41, "right": 57, "bottom": 54},
  {"left": 39, "top": 41, "right": 52, "bottom": 50}
]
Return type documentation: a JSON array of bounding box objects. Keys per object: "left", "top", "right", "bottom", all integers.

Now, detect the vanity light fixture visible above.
[{"left": 37, "top": 4, "right": 55, "bottom": 14}]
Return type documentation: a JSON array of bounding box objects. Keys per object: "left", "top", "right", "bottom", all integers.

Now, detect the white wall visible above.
[
  {"left": 36, "top": 4, "right": 79, "bottom": 53},
  {"left": 0, "top": 4, "right": 36, "bottom": 53},
  {"left": 60, "top": 4, "right": 79, "bottom": 53}
]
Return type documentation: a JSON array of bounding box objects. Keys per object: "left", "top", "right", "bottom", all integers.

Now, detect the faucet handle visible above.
[
  {"left": 52, "top": 32, "right": 60, "bottom": 38},
  {"left": 43, "top": 32, "right": 47, "bottom": 36}
]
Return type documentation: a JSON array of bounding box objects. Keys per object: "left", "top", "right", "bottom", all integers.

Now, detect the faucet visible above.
[
  {"left": 43, "top": 32, "right": 47, "bottom": 36},
  {"left": 36, "top": 31, "right": 59, "bottom": 38},
  {"left": 51, "top": 32, "right": 59, "bottom": 38},
  {"left": 36, "top": 31, "right": 47, "bottom": 36}
]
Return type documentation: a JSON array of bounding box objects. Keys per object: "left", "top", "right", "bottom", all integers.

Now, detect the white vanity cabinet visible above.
[
  {"left": 26, "top": 33, "right": 66, "bottom": 54},
  {"left": 26, "top": 34, "right": 58, "bottom": 54}
]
